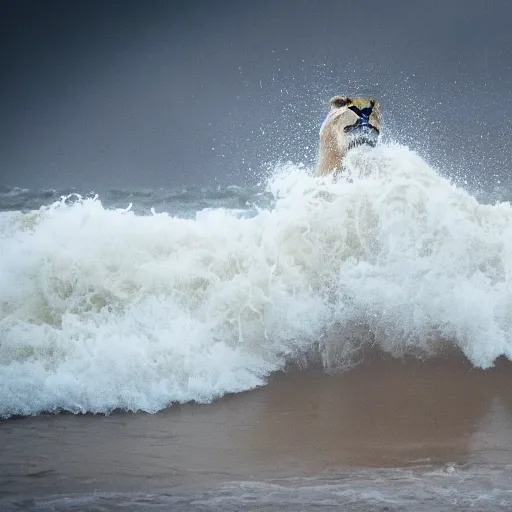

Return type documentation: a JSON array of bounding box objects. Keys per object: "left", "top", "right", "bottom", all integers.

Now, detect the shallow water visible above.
[{"left": 2, "top": 355, "right": 512, "bottom": 510}]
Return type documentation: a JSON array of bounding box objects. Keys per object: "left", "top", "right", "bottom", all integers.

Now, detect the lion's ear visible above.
[{"left": 330, "top": 96, "right": 351, "bottom": 109}]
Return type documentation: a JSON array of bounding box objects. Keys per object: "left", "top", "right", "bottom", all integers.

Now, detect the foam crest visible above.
[{"left": 1, "top": 144, "right": 512, "bottom": 417}]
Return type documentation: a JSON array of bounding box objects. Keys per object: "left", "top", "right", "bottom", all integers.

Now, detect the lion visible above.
[{"left": 315, "top": 96, "right": 381, "bottom": 176}]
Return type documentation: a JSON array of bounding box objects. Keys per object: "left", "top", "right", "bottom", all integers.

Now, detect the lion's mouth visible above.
[{"left": 346, "top": 129, "right": 379, "bottom": 149}]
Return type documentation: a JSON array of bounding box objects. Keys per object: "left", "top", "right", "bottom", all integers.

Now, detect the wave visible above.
[
  {"left": 0, "top": 184, "right": 271, "bottom": 217},
  {"left": 4, "top": 466, "right": 512, "bottom": 511},
  {"left": 1, "top": 144, "right": 512, "bottom": 418}
]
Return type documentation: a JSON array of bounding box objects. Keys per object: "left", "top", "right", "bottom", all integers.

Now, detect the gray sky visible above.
[{"left": 1, "top": 0, "right": 511, "bottom": 190}]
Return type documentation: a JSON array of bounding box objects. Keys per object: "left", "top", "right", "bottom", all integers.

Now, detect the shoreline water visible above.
[{"left": 2, "top": 352, "right": 512, "bottom": 509}]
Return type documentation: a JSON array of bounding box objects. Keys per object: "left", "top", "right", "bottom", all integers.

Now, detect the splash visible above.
[{"left": 1, "top": 144, "right": 512, "bottom": 417}]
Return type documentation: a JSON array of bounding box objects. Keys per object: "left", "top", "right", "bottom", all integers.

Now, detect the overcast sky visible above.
[{"left": 1, "top": 0, "right": 511, "bottom": 190}]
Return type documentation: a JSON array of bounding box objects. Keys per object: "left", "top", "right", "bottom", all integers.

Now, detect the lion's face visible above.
[
  {"left": 321, "top": 96, "right": 381, "bottom": 149},
  {"left": 316, "top": 95, "right": 381, "bottom": 176}
]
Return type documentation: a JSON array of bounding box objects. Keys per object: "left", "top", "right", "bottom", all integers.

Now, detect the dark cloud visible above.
[{"left": 1, "top": 0, "right": 511, "bottom": 190}]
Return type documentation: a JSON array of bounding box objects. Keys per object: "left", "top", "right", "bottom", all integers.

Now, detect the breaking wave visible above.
[{"left": 1, "top": 144, "right": 512, "bottom": 417}]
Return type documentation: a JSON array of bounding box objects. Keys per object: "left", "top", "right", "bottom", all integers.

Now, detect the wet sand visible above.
[{"left": 1, "top": 353, "right": 512, "bottom": 503}]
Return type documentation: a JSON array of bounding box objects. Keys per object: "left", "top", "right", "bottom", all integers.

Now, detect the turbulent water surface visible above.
[{"left": 2, "top": 144, "right": 512, "bottom": 510}]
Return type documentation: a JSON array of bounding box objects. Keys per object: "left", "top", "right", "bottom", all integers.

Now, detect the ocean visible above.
[{"left": 1, "top": 144, "right": 512, "bottom": 510}]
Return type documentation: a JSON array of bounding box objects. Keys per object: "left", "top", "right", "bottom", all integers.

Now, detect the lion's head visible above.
[{"left": 316, "top": 95, "right": 381, "bottom": 176}]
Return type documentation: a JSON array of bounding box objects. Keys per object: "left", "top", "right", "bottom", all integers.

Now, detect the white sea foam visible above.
[{"left": 1, "top": 144, "right": 512, "bottom": 417}]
